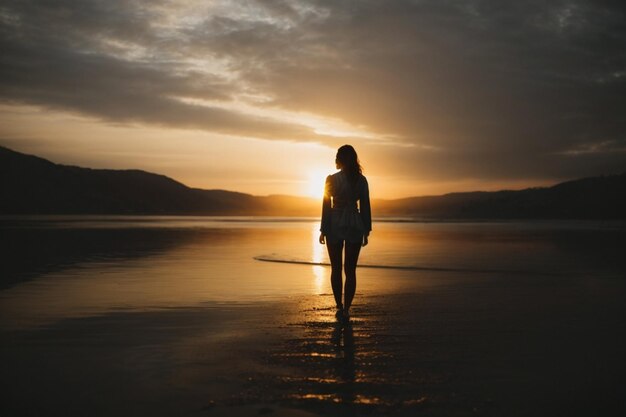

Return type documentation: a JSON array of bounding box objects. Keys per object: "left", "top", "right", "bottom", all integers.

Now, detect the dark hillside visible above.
[{"left": 1, "top": 145, "right": 624, "bottom": 219}]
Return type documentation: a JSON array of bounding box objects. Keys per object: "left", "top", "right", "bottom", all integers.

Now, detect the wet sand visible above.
[{"left": 2, "top": 270, "right": 625, "bottom": 417}]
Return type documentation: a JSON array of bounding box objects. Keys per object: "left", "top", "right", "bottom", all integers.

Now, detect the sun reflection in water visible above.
[{"left": 311, "top": 223, "right": 326, "bottom": 294}]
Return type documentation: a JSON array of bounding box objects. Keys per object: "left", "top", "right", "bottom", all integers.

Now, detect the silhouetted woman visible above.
[{"left": 319, "top": 145, "right": 371, "bottom": 321}]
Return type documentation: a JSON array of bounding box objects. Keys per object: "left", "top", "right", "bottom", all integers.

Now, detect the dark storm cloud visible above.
[
  {"left": 185, "top": 0, "right": 626, "bottom": 179},
  {"left": 1, "top": 0, "right": 625, "bottom": 182}
]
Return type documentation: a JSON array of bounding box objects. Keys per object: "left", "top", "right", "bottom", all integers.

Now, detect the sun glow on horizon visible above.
[{"left": 305, "top": 169, "right": 328, "bottom": 199}]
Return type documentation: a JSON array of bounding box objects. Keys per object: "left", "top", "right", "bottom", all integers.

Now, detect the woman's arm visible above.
[
  {"left": 360, "top": 176, "right": 372, "bottom": 235},
  {"left": 319, "top": 175, "right": 332, "bottom": 244}
]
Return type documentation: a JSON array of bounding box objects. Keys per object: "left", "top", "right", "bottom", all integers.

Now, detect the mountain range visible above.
[{"left": 1, "top": 145, "right": 625, "bottom": 219}]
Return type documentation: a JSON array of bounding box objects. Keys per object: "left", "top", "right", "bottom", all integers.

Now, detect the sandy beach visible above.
[{"left": 3, "top": 273, "right": 625, "bottom": 416}]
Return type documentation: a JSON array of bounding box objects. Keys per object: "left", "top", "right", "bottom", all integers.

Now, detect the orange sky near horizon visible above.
[
  {"left": 0, "top": 104, "right": 554, "bottom": 200},
  {"left": 1, "top": 1, "right": 624, "bottom": 200}
]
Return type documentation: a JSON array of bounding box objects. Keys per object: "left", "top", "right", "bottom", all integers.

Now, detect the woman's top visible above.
[{"left": 320, "top": 171, "right": 371, "bottom": 243}]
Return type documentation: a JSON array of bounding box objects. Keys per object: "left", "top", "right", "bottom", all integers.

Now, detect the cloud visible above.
[
  {"left": 1, "top": 0, "right": 625, "bottom": 184},
  {"left": 0, "top": 0, "right": 371, "bottom": 143}
]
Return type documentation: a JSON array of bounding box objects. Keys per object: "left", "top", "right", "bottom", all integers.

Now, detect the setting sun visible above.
[{"left": 305, "top": 170, "right": 329, "bottom": 199}]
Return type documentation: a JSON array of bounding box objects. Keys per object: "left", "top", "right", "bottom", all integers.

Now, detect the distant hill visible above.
[
  {"left": 0, "top": 145, "right": 315, "bottom": 215},
  {"left": 1, "top": 145, "right": 625, "bottom": 219},
  {"left": 374, "top": 175, "right": 626, "bottom": 219}
]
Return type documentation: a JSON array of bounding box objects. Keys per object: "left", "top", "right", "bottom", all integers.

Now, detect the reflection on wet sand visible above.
[
  {"left": 264, "top": 296, "right": 432, "bottom": 415},
  {"left": 0, "top": 227, "right": 205, "bottom": 290},
  {"left": 0, "top": 224, "right": 329, "bottom": 328},
  {"left": 331, "top": 318, "right": 355, "bottom": 385}
]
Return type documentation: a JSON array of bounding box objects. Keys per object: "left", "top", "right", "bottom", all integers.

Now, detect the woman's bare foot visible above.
[
  {"left": 342, "top": 309, "right": 350, "bottom": 322},
  {"left": 335, "top": 305, "right": 344, "bottom": 320}
]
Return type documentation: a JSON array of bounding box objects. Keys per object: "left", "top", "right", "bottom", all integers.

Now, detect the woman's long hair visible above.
[{"left": 336, "top": 144, "right": 363, "bottom": 184}]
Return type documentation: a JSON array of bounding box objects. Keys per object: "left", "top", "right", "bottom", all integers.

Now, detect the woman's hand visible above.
[
  {"left": 362, "top": 235, "right": 369, "bottom": 247},
  {"left": 319, "top": 233, "right": 326, "bottom": 244}
]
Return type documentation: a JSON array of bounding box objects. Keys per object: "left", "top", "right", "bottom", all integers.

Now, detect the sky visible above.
[{"left": 1, "top": 0, "right": 625, "bottom": 199}]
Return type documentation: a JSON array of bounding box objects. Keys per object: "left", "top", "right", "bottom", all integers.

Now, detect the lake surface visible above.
[{"left": 1, "top": 216, "right": 625, "bottom": 328}]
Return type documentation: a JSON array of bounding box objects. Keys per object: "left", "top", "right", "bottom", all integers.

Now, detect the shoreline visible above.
[{"left": 2, "top": 214, "right": 626, "bottom": 226}]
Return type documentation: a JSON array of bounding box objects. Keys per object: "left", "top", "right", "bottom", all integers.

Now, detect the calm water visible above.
[{"left": 1, "top": 216, "right": 624, "bottom": 328}]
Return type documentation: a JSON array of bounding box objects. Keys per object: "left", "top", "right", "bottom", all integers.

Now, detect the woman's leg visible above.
[
  {"left": 326, "top": 240, "right": 344, "bottom": 309},
  {"left": 343, "top": 240, "right": 362, "bottom": 312}
]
